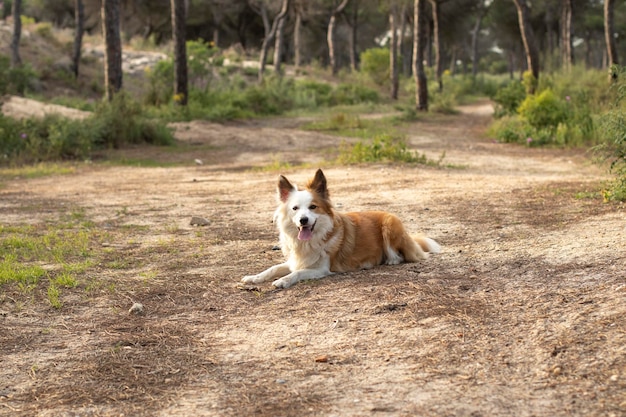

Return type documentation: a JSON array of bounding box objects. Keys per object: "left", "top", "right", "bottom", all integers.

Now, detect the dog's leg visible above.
[
  {"left": 242, "top": 263, "right": 291, "bottom": 284},
  {"left": 272, "top": 268, "right": 332, "bottom": 289}
]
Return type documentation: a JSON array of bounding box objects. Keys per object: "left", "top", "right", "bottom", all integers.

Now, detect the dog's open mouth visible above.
[{"left": 297, "top": 221, "right": 316, "bottom": 241}]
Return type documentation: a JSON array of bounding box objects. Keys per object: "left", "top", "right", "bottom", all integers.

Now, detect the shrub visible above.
[
  {"left": 596, "top": 67, "right": 626, "bottom": 201},
  {"left": 517, "top": 89, "right": 567, "bottom": 134},
  {"left": 330, "top": 83, "right": 379, "bottom": 106},
  {"left": 360, "top": 47, "right": 390, "bottom": 86},
  {"left": 493, "top": 81, "right": 526, "bottom": 118},
  {"left": 91, "top": 92, "right": 174, "bottom": 148},
  {"left": 338, "top": 134, "right": 428, "bottom": 164},
  {"left": 0, "top": 54, "right": 38, "bottom": 95}
]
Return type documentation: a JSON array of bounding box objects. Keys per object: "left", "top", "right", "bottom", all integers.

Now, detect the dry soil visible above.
[{"left": 1, "top": 102, "right": 625, "bottom": 417}]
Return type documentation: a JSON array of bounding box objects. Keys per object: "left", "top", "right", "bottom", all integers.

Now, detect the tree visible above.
[
  {"left": 390, "top": 0, "right": 400, "bottom": 99},
  {"left": 561, "top": 0, "right": 573, "bottom": 72},
  {"left": 512, "top": 0, "right": 539, "bottom": 93},
  {"left": 428, "top": 0, "right": 443, "bottom": 92},
  {"left": 72, "top": 0, "right": 85, "bottom": 78},
  {"left": 343, "top": 0, "right": 360, "bottom": 72},
  {"left": 10, "top": 0, "right": 22, "bottom": 68},
  {"left": 328, "top": 0, "right": 350, "bottom": 75},
  {"left": 471, "top": 1, "right": 490, "bottom": 78},
  {"left": 294, "top": 0, "right": 303, "bottom": 69},
  {"left": 604, "top": 0, "right": 619, "bottom": 72},
  {"left": 273, "top": 5, "right": 288, "bottom": 74},
  {"left": 171, "top": 0, "right": 188, "bottom": 105},
  {"left": 102, "top": 0, "right": 123, "bottom": 100},
  {"left": 413, "top": 0, "right": 428, "bottom": 111},
  {"left": 257, "top": 0, "right": 289, "bottom": 82}
]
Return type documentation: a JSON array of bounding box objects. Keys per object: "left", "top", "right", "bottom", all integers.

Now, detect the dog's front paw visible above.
[
  {"left": 242, "top": 275, "right": 262, "bottom": 284},
  {"left": 272, "top": 277, "right": 293, "bottom": 289}
]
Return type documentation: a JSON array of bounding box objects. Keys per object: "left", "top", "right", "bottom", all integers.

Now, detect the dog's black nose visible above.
[{"left": 300, "top": 217, "right": 308, "bottom": 225}]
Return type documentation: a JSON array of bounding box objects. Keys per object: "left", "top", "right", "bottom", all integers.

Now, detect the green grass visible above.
[
  {"left": 0, "top": 220, "right": 95, "bottom": 308},
  {"left": 0, "top": 163, "right": 77, "bottom": 180}
]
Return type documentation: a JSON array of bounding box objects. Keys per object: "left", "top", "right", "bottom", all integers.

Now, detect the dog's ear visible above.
[
  {"left": 277, "top": 175, "right": 295, "bottom": 203},
  {"left": 309, "top": 169, "right": 329, "bottom": 199}
]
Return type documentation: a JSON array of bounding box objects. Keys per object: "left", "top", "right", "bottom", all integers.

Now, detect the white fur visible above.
[
  {"left": 242, "top": 187, "right": 334, "bottom": 288},
  {"left": 242, "top": 170, "right": 440, "bottom": 289}
]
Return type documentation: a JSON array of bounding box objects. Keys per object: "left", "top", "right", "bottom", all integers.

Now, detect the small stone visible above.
[
  {"left": 315, "top": 355, "right": 329, "bottom": 363},
  {"left": 129, "top": 303, "right": 144, "bottom": 315},
  {"left": 190, "top": 216, "right": 210, "bottom": 226},
  {"left": 275, "top": 379, "right": 287, "bottom": 384}
]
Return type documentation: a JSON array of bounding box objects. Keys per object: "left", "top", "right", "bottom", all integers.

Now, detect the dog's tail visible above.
[{"left": 413, "top": 235, "right": 441, "bottom": 254}]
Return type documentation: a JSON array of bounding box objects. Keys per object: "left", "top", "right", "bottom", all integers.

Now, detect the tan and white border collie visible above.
[{"left": 242, "top": 169, "right": 441, "bottom": 288}]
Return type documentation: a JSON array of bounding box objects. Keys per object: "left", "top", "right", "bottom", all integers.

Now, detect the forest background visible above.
[{"left": 0, "top": 0, "right": 625, "bottom": 198}]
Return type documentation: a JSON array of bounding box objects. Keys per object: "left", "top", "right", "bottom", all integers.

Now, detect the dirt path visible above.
[{"left": 1, "top": 105, "right": 625, "bottom": 417}]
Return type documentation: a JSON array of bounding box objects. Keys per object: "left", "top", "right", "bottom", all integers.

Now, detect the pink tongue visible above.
[{"left": 298, "top": 227, "right": 313, "bottom": 241}]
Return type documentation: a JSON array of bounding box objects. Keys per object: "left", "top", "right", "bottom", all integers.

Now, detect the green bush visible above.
[
  {"left": 360, "top": 47, "right": 390, "bottom": 86},
  {"left": 0, "top": 93, "right": 174, "bottom": 165},
  {"left": 338, "top": 134, "right": 428, "bottom": 164},
  {"left": 0, "top": 54, "right": 38, "bottom": 95},
  {"left": 330, "top": 83, "right": 379, "bottom": 106},
  {"left": 518, "top": 89, "right": 567, "bottom": 133},
  {"left": 493, "top": 81, "right": 526, "bottom": 118},
  {"left": 596, "top": 67, "right": 626, "bottom": 201},
  {"left": 91, "top": 92, "right": 174, "bottom": 148}
]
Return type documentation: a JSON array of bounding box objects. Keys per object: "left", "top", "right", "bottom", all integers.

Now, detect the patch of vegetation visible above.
[
  {"left": 595, "top": 66, "right": 626, "bottom": 202},
  {"left": 0, "top": 54, "right": 38, "bottom": 95},
  {"left": 0, "top": 92, "right": 174, "bottom": 166},
  {"left": 338, "top": 133, "right": 441, "bottom": 166},
  {"left": 0, "top": 223, "right": 91, "bottom": 308}
]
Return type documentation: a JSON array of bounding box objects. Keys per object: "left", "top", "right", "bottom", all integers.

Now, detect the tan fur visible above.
[{"left": 242, "top": 169, "right": 440, "bottom": 288}]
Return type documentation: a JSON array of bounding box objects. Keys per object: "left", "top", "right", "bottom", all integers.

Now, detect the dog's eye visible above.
[
  {"left": 292, "top": 206, "right": 298, "bottom": 211},
  {"left": 309, "top": 205, "right": 317, "bottom": 210}
]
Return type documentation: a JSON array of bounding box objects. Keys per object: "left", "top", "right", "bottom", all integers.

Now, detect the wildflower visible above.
[
  {"left": 526, "top": 137, "right": 533, "bottom": 145},
  {"left": 20, "top": 133, "right": 27, "bottom": 139},
  {"left": 565, "top": 96, "right": 571, "bottom": 101}
]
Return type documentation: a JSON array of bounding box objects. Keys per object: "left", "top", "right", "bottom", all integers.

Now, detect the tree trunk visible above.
[
  {"left": 347, "top": 1, "right": 359, "bottom": 72},
  {"left": 72, "top": 0, "right": 85, "bottom": 78},
  {"left": 328, "top": 0, "right": 350, "bottom": 76},
  {"left": 102, "top": 0, "right": 123, "bottom": 101},
  {"left": 258, "top": 0, "right": 289, "bottom": 83},
  {"left": 413, "top": 0, "right": 428, "bottom": 111},
  {"left": 471, "top": 6, "right": 488, "bottom": 78},
  {"left": 399, "top": 3, "right": 411, "bottom": 77},
  {"left": 171, "top": 0, "right": 188, "bottom": 105},
  {"left": 10, "top": 0, "right": 22, "bottom": 68},
  {"left": 294, "top": 2, "right": 302, "bottom": 69},
  {"left": 512, "top": 0, "right": 540, "bottom": 93},
  {"left": 604, "top": 0, "right": 619, "bottom": 72},
  {"left": 428, "top": 0, "right": 442, "bottom": 92},
  {"left": 273, "top": 12, "right": 286, "bottom": 74},
  {"left": 390, "top": 1, "right": 399, "bottom": 100},
  {"left": 561, "top": 0, "right": 573, "bottom": 72}
]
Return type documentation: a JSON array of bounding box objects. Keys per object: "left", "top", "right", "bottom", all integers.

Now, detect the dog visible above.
[{"left": 242, "top": 169, "right": 440, "bottom": 288}]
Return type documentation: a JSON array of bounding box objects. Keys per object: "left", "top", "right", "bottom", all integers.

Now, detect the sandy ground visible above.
[{"left": 1, "top": 102, "right": 625, "bottom": 417}]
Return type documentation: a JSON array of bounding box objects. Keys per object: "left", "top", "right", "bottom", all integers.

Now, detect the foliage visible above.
[
  {"left": 489, "top": 69, "right": 603, "bottom": 148},
  {"left": 0, "top": 54, "right": 38, "bottom": 95},
  {"left": 91, "top": 92, "right": 175, "bottom": 148},
  {"left": 338, "top": 134, "right": 430, "bottom": 164},
  {"left": 518, "top": 89, "right": 567, "bottom": 134},
  {"left": 596, "top": 66, "right": 626, "bottom": 201},
  {"left": 0, "top": 94, "right": 174, "bottom": 165},
  {"left": 492, "top": 80, "right": 526, "bottom": 118},
  {"left": 360, "top": 47, "right": 390, "bottom": 86}
]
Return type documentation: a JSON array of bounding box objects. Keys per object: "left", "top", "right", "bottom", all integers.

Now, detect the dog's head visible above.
[{"left": 276, "top": 169, "right": 333, "bottom": 241}]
